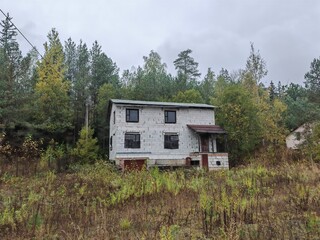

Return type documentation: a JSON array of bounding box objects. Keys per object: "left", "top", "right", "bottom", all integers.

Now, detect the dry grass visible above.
[{"left": 0, "top": 160, "right": 320, "bottom": 239}]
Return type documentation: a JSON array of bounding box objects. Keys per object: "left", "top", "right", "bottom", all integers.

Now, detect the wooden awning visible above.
[{"left": 187, "top": 124, "right": 226, "bottom": 134}]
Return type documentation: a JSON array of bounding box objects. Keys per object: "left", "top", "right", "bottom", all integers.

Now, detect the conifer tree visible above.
[
  {"left": 245, "top": 43, "right": 267, "bottom": 83},
  {"left": 174, "top": 49, "right": 201, "bottom": 91},
  {"left": 200, "top": 68, "right": 215, "bottom": 103},
  {"left": 72, "top": 126, "right": 99, "bottom": 163},
  {"left": 34, "top": 29, "right": 71, "bottom": 133},
  {"left": 0, "top": 13, "right": 22, "bottom": 126},
  {"left": 304, "top": 57, "right": 320, "bottom": 103}
]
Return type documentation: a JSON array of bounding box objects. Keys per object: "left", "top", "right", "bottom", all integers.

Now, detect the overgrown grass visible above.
[{"left": 0, "top": 161, "right": 319, "bottom": 239}]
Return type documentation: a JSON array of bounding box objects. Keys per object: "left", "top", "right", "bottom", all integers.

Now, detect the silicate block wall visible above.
[{"left": 109, "top": 104, "right": 215, "bottom": 162}]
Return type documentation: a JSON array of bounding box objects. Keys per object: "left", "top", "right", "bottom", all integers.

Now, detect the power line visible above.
[
  {"left": 0, "top": 9, "right": 68, "bottom": 82},
  {"left": 0, "top": 9, "right": 44, "bottom": 59}
]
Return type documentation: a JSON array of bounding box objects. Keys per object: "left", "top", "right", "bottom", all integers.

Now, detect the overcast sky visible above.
[{"left": 2, "top": 0, "right": 320, "bottom": 85}]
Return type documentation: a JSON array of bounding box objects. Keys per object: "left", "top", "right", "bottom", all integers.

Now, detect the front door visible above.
[
  {"left": 200, "top": 134, "right": 209, "bottom": 170},
  {"left": 202, "top": 154, "right": 208, "bottom": 170},
  {"left": 200, "top": 134, "right": 209, "bottom": 152}
]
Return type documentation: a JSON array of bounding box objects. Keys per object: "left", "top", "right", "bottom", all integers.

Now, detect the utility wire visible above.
[
  {"left": 0, "top": 9, "right": 68, "bottom": 82},
  {"left": 0, "top": 9, "right": 44, "bottom": 59}
]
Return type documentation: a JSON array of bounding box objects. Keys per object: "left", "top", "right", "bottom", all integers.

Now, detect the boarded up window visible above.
[
  {"left": 125, "top": 133, "right": 140, "bottom": 148},
  {"left": 164, "top": 134, "right": 179, "bottom": 149}
]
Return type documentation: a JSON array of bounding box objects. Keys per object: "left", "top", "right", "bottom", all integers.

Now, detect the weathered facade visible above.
[
  {"left": 108, "top": 99, "right": 228, "bottom": 170},
  {"left": 286, "top": 124, "right": 312, "bottom": 149}
]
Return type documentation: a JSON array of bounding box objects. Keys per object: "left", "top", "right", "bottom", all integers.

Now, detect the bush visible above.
[{"left": 71, "top": 126, "right": 99, "bottom": 164}]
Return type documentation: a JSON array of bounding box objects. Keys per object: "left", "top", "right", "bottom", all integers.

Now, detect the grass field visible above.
[{"left": 0, "top": 160, "right": 320, "bottom": 239}]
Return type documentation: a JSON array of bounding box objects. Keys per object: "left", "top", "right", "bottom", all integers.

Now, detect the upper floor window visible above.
[
  {"left": 124, "top": 133, "right": 140, "bottom": 148},
  {"left": 165, "top": 110, "right": 176, "bottom": 123},
  {"left": 164, "top": 134, "right": 179, "bottom": 149},
  {"left": 126, "top": 108, "right": 139, "bottom": 122}
]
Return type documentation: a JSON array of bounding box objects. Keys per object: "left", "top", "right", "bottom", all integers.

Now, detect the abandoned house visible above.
[{"left": 107, "top": 99, "right": 228, "bottom": 170}]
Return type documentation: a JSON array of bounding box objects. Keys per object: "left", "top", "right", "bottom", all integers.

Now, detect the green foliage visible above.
[
  {"left": 306, "top": 212, "right": 320, "bottom": 235},
  {"left": 259, "top": 93, "right": 287, "bottom": 144},
  {"left": 304, "top": 57, "right": 320, "bottom": 103},
  {"left": 40, "top": 140, "right": 68, "bottom": 171},
  {"left": 72, "top": 40, "right": 91, "bottom": 132},
  {"left": 301, "top": 122, "right": 320, "bottom": 163},
  {"left": 34, "top": 29, "right": 72, "bottom": 133},
  {"left": 174, "top": 49, "right": 201, "bottom": 91},
  {"left": 20, "top": 135, "right": 42, "bottom": 161},
  {"left": 122, "top": 50, "right": 174, "bottom": 101},
  {"left": 172, "top": 89, "right": 204, "bottom": 103},
  {"left": 160, "top": 224, "right": 180, "bottom": 240},
  {"left": 212, "top": 45, "right": 287, "bottom": 163},
  {"left": 0, "top": 13, "right": 35, "bottom": 128},
  {"left": 245, "top": 42, "right": 268, "bottom": 83},
  {"left": 0, "top": 160, "right": 320, "bottom": 239},
  {"left": 72, "top": 126, "right": 99, "bottom": 164},
  {"left": 282, "top": 83, "right": 320, "bottom": 130},
  {"left": 119, "top": 218, "right": 132, "bottom": 230},
  {"left": 90, "top": 40, "right": 120, "bottom": 102},
  {"left": 212, "top": 83, "right": 261, "bottom": 162},
  {"left": 1, "top": 11, "right": 320, "bottom": 179},
  {"left": 96, "top": 83, "right": 117, "bottom": 150},
  {"left": 199, "top": 67, "right": 216, "bottom": 103}
]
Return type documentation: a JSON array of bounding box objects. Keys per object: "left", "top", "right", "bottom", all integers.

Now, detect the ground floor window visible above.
[
  {"left": 164, "top": 134, "right": 179, "bottom": 149},
  {"left": 124, "top": 133, "right": 140, "bottom": 148}
]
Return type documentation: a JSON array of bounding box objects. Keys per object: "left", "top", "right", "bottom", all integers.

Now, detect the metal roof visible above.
[
  {"left": 187, "top": 124, "right": 226, "bottom": 134},
  {"left": 110, "top": 99, "right": 215, "bottom": 109}
]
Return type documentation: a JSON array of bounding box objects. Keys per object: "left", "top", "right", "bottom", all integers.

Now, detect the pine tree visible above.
[
  {"left": 0, "top": 13, "right": 22, "bottom": 126},
  {"left": 269, "top": 81, "right": 276, "bottom": 102},
  {"left": 72, "top": 126, "right": 99, "bottom": 164},
  {"left": 200, "top": 68, "right": 215, "bottom": 103},
  {"left": 64, "top": 38, "right": 77, "bottom": 83},
  {"left": 73, "top": 40, "right": 91, "bottom": 135},
  {"left": 174, "top": 49, "right": 201, "bottom": 91},
  {"left": 96, "top": 83, "right": 117, "bottom": 151},
  {"left": 34, "top": 29, "right": 72, "bottom": 133},
  {"left": 304, "top": 57, "right": 320, "bottom": 103},
  {"left": 90, "top": 41, "right": 119, "bottom": 104},
  {"left": 245, "top": 43, "right": 267, "bottom": 83}
]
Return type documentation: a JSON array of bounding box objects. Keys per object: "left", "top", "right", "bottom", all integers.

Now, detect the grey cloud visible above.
[{"left": 2, "top": 0, "right": 320, "bottom": 84}]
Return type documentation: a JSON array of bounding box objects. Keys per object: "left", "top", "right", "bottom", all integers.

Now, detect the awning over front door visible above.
[{"left": 187, "top": 124, "right": 226, "bottom": 134}]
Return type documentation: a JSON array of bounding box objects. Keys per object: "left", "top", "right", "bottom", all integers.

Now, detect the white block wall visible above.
[
  {"left": 189, "top": 153, "right": 229, "bottom": 170},
  {"left": 208, "top": 153, "right": 229, "bottom": 170},
  {"left": 109, "top": 104, "right": 215, "bottom": 164}
]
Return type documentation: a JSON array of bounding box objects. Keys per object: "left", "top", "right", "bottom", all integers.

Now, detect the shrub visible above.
[{"left": 72, "top": 126, "right": 99, "bottom": 164}]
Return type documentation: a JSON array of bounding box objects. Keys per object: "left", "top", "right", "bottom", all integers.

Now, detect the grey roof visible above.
[{"left": 110, "top": 99, "right": 215, "bottom": 109}]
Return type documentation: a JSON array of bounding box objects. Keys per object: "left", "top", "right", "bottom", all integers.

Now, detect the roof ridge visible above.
[{"left": 110, "top": 99, "right": 216, "bottom": 108}]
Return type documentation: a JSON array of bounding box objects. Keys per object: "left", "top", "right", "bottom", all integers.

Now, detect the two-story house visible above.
[{"left": 108, "top": 99, "right": 228, "bottom": 170}]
